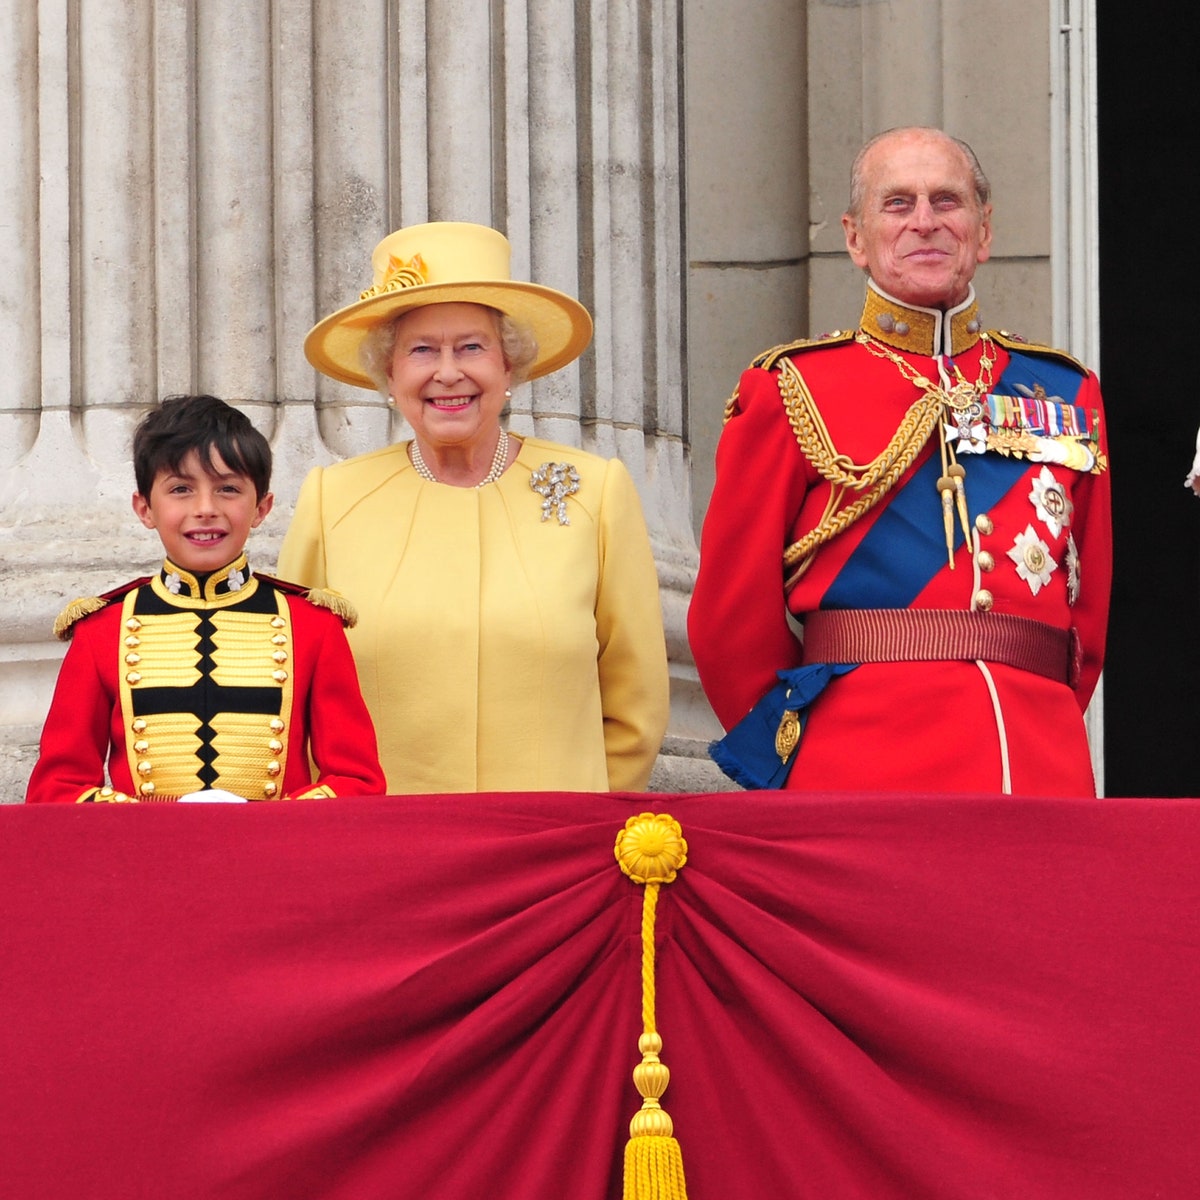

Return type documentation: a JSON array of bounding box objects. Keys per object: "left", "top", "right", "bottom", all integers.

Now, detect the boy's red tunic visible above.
[
  {"left": 688, "top": 286, "right": 1112, "bottom": 796},
  {"left": 26, "top": 554, "right": 386, "bottom": 803}
]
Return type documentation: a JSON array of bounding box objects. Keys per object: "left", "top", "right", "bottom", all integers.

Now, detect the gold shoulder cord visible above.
[
  {"left": 778, "top": 354, "right": 945, "bottom": 587},
  {"left": 722, "top": 388, "right": 740, "bottom": 424},
  {"left": 724, "top": 333, "right": 856, "bottom": 426}
]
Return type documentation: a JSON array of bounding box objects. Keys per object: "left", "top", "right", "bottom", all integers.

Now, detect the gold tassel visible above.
[
  {"left": 936, "top": 477, "right": 956, "bottom": 568},
  {"left": 615, "top": 813, "right": 689, "bottom": 1200},
  {"left": 947, "top": 462, "right": 971, "bottom": 542},
  {"left": 53, "top": 596, "right": 106, "bottom": 641},
  {"left": 936, "top": 428, "right": 956, "bottom": 569},
  {"left": 304, "top": 587, "right": 359, "bottom": 628}
]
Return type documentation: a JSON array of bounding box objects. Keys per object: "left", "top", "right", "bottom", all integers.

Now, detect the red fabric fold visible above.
[{"left": 2, "top": 791, "right": 1197, "bottom": 1198}]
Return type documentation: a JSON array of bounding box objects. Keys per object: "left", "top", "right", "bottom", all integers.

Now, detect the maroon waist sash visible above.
[{"left": 801, "top": 608, "right": 1081, "bottom": 687}]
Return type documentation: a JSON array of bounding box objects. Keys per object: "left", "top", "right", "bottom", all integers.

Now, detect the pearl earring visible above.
[
  {"left": 386, "top": 395, "right": 396, "bottom": 407},
  {"left": 504, "top": 389, "right": 512, "bottom": 398}
]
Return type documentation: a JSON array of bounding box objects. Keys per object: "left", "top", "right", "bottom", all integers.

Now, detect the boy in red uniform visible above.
[{"left": 26, "top": 394, "right": 386, "bottom": 803}]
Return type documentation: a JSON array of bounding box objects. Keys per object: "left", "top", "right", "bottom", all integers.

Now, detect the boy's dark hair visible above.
[{"left": 133, "top": 395, "right": 273, "bottom": 501}]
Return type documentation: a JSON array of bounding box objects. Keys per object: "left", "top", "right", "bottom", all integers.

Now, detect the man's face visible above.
[{"left": 842, "top": 130, "right": 992, "bottom": 310}]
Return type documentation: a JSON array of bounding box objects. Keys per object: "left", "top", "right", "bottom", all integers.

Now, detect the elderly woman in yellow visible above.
[{"left": 278, "top": 222, "right": 670, "bottom": 794}]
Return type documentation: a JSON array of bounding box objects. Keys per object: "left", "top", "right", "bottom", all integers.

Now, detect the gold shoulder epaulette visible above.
[
  {"left": 725, "top": 331, "right": 856, "bottom": 419},
  {"left": 53, "top": 597, "right": 106, "bottom": 641},
  {"left": 304, "top": 587, "right": 358, "bottom": 629},
  {"left": 255, "top": 572, "right": 360, "bottom": 628},
  {"left": 990, "top": 330, "right": 1088, "bottom": 375},
  {"left": 751, "top": 329, "right": 856, "bottom": 373},
  {"left": 52, "top": 576, "right": 149, "bottom": 641}
]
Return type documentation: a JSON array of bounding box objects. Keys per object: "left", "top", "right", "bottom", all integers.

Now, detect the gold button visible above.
[
  {"left": 266, "top": 761, "right": 281, "bottom": 777},
  {"left": 272, "top": 670, "right": 288, "bottom": 683},
  {"left": 977, "top": 551, "right": 995, "bottom": 572},
  {"left": 126, "top": 671, "right": 142, "bottom": 685},
  {"left": 125, "top": 652, "right": 141, "bottom": 666},
  {"left": 975, "top": 513, "right": 994, "bottom": 536},
  {"left": 263, "top": 782, "right": 279, "bottom": 798},
  {"left": 99, "top": 786, "right": 115, "bottom": 797},
  {"left": 133, "top": 739, "right": 149, "bottom": 754},
  {"left": 272, "top": 650, "right": 288, "bottom": 664},
  {"left": 271, "top": 616, "right": 286, "bottom": 628},
  {"left": 269, "top": 718, "right": 285, "bottom": 734},
  {"left": 271, "top": 634, "right": 287, "bottom": 646},
  {"left": 973, "top": 589, "right": 994, "bottom": 612},
  {"left": 132, "top": 719, "right": 147, "bottom": 734},
  {"left": 139, "top": 781, "right": 155, "bottom": 796},
  {"left": 269, "top": 739, "right": 284, "bottom": 754},
  {"left": 125, "top": 635, "right": 140, "bottom": 648},
  {"left": 137, "top": 760, "right": 153, "bottom": 777},
  {"left": 125, "top": 618, "right": 142, "bottom": 631}
]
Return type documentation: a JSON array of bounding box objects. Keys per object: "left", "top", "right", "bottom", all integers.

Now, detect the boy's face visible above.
[{"left": 132, "top": 449, "right": 273, "bottom": 574}]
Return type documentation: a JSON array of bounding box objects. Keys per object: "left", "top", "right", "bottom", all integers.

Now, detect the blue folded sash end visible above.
[{"left": 709, "top": 662, "right": 857, "bottom": 789}]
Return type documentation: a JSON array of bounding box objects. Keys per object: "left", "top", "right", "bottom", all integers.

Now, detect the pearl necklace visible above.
[{"left": 410, "top": 431, "right": 509, "bottom": 488}]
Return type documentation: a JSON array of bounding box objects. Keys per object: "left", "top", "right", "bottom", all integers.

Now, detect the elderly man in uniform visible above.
[{"left": 688, "top": 126, "right": 1111, "bottom": 796}]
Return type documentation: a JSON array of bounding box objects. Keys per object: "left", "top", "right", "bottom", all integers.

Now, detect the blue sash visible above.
[{"left": 710, "top": 663, "right": 858, "bottom": 789}]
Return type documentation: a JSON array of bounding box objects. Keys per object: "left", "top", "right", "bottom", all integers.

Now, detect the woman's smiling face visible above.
[{"left": 388, "top": 302, "right": 512, "bottom": 453}]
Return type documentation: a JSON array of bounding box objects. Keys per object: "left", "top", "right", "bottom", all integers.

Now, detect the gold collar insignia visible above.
[
  {"left": 155, "top": 553, "right": 254, "bottom": 605},
  {"left": 860, "top": 283, "right": 982, "bottom": 357}
]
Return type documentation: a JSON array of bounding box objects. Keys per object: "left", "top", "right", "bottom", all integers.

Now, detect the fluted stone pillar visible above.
[{"left": 0, "top": 0, "right": 718, "bottom": 798}]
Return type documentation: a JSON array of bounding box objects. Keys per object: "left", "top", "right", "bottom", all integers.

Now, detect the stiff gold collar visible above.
[
  {"left": 153, "top": 553, "right": 255, "bottom": 605},
  {"left": 860, "top": 282, "right": 982, "bottom": 357}
]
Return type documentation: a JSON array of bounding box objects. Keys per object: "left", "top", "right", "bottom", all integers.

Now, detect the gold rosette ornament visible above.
[
  {"left": 358, "top": 252, "right": 427, "bottom": 301},
  {"left": 614, "top": 813, "right": 689, "bottom": 1200}
]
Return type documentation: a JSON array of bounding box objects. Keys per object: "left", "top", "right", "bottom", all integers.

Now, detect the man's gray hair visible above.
[{"left": 846, "top": 127, "right": 991, "bottom": 218}]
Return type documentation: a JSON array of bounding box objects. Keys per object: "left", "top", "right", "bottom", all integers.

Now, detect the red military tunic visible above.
[
  {"left": 688, "top": 284, "right": 1111, "bottom": 796},
  {"left": 26, "top": 554, "right": 386, "bottom": 803}
]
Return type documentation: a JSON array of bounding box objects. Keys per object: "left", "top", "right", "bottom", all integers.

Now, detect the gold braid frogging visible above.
[{"left": 778, "top": 356, "right": 944, "bottom": 588}]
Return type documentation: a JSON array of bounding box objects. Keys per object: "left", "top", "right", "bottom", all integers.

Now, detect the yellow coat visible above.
[{"left": 277, "top": 436, "right": 670, "bottom": 794}]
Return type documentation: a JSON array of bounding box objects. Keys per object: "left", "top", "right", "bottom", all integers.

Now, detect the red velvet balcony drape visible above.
[{"left": 2, "top": 791, "right": 1197, "bottom": 1199}]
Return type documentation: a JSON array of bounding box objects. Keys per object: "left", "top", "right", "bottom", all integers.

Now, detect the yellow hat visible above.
[{"left": 304, "top": 222, "right": 594, "bottom": 389}]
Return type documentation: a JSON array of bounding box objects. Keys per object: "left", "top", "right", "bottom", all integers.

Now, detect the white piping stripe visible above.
[{"left": 975, "top": 660, "right": 1012, "bottom": 795}]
